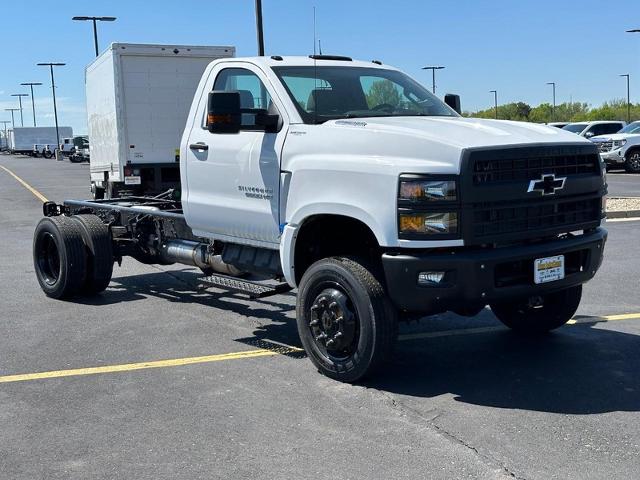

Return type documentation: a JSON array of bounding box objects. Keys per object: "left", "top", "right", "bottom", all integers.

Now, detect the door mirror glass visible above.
[{"left": 207, "top": 91, "right": 241, "bottom": 134}]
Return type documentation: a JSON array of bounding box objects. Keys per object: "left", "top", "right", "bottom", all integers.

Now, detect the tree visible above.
[{"left": 366, "top": 80, "right": 401, "bottom": 109}]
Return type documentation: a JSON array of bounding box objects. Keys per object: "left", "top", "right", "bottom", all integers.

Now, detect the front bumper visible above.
[
  {"left": 600, "top": 149, "right": 625, "bottom": 165},
  {"left": 382, "top": 228, "right": 607, "bottom": 313}
]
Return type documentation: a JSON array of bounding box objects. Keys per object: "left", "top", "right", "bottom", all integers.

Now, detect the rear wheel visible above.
[
  {"left": 296, "top": 257, "right": 397, "bottom": 382},
  {"left": 624, "top": 149, "right": 640, "bottom": 173},
  {"left": 33, "top": 216, "right": 87, "bottom": 299},
  {"left": 71, "top": 214, "right": 114, "bottom": 294},
  {"left": 490, "top": 285, "right": 582, "bottom": 334}
]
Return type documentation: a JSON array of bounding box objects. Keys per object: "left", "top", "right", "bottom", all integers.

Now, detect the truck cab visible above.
[{"left": 34, "top": 55, "right": 607, "bottom": 382}]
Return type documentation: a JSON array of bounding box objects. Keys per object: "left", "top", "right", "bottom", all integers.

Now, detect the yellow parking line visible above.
[
  {"left": 0, "top": 165, "right": 49, "bottom": 203},
  {"left": 399, "top": 312, "right": 640, "bottom": 341},
  {"left": 0, "top": 347, "right": 302, "bottom": 384}
]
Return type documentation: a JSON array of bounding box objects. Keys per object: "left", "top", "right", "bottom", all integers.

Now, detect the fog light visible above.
[{"left": 418, "top": 271, "right": 446, "bottom": 286}]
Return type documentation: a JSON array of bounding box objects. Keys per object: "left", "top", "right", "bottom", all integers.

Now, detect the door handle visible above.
[{"left": 189, "top": 143, "right": 208, "bottom": 151}]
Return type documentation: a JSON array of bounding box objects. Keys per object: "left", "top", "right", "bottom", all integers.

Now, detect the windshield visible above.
[
  {"left": 619, "top": 122, "right": 640, "bottom": 134},
  {"left": 562, "top": 123, "right": 588, "bottom": 133},
  {"left": 272, "top": 66, "right": 458, "bottom": 124}
]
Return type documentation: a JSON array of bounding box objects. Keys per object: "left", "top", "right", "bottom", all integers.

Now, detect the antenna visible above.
[
  {"left": 313, "top": 6, "right": 318, "bottom": 124},
  {"left": 318, "top": 39, "right": 323, "bottom": 55},
  {"left": 313, "top": 6, "right": 317, "bottom": 55}
]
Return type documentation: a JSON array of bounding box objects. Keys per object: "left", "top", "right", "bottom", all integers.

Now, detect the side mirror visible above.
[
  {"left": 584, "top": 131, "right": 594, "bottom": 138},
  {"left": 207, "top": 91, "right": 241, "bottom": 134},
  {"left": 444, "top": 94, "right": 461, "bottom": 114}
]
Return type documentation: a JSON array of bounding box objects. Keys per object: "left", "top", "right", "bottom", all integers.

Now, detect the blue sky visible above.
[{"left": 1, "top": 0, "right": 638, "bottom": 134}]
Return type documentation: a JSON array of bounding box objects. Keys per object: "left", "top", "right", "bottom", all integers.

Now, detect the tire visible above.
[
  {"left": 43, "top": 150, "right": 52, "bottom": 159},
  {"left": 33, "top": 216, "right": 87, "bottom": 299},
  {"left": 71, "top": 215, "right": 114, "bottom": 294},
  {"left": 490, "top": 285, "right": 582, "bottom": 334},
  {"left": 296, "top": 256, "right": 397, "bottom": 382},
  {"left": 624, "top": 149, "right": 640, "bottom": 173}
]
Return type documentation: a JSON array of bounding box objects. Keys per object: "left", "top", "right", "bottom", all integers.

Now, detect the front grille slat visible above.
[{"left": 473, "top": 153, "right": 599, "bottom": 184}]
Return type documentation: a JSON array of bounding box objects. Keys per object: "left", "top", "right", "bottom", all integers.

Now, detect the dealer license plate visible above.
[
  {"left": 534, "top": 255, "right": 565, "bottom": 284},
  {"left": 124, "top": 176, "right": 141, "bottom": 185}
]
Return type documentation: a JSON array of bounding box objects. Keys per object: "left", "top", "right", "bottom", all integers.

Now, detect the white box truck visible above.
[
  {"left": 86, "top": 43, "right": 235, "bottom": 199},
  {"left": 9, "top": 127, "right": 73, "bottom": 156}
]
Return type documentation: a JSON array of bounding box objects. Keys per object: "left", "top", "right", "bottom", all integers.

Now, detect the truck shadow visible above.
[
  {"left": 367, "top": 322, "right": 640, "bottom": 415},
  {"left": 76, "top": 270, "right": 640, "bottom": 415}
]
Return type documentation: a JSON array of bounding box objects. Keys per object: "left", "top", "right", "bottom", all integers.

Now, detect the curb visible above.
[{"left": 607, "top": 210, "right": 640, "bottom": 219}]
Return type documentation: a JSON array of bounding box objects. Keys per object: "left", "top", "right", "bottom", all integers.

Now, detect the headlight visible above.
[
  {"left": 399, "top": 179, "right": 457, "bottom": 201},
  {"left": 613, "top": 139, "right": 627, "bottom": 149},
  {"left": 399, "top": 212, "right": 458, "bottom": 235}
]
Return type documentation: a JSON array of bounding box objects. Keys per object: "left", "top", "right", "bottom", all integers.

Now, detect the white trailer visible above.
[
  {"left": 9, "top": 127, "right": 73, "bottom": 155},
  {"left": 86, "top": 42, "right": 235, "bottom": 198}
]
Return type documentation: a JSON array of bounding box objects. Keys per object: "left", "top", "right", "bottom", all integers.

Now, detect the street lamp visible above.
[
  {"left": 422, "top": 66, "right": 445, "bottom": 94},
  {"left": 255, "top": 0, "right": 265, "bottom": 56},
  {"left": 5, "top": 108, "right": 19, "bottom": 128},
  {"left": 626, "top": 29, "right": 640, "bottom": 33},
  {"left": 20, "top": 82, "right": 43, "bottom": 127},
  {"left": 0, "top": 120, "right": 10, "bottom": 149},
  {"left": 37, "top": 62, "right": 66, "bottom": 158},
  {"left": 490, "top": 90, "right": 498, "bottom": 119},
  {"left": 546, "top": 82, "right": 557, "bottom": 121},
  {"left": 620, "top": 74, "right": 631, "bottom": 124},
  {"left": 11, "top": 93, "right": 29, "bottom": 127},
  {"left": 72, "top": 16, "right": 116, "bottom": 57}
]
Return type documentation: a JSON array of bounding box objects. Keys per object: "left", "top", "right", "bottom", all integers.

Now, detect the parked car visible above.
[
  {"left": 590, "top": 121, "right": 640, "bottom": 172},
  {"left": 68, "top": 136, "right": 90, "bottom": 163},
  {"left": 562, "top": 121, "right": 626, "bottom": 138}
]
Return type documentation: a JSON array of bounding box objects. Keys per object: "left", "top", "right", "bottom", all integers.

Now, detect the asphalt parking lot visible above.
[{"left": 1, "top": 153, "right": 640, "bottom": 480}]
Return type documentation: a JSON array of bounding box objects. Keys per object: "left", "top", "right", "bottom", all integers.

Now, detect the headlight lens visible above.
[
  {"left": 399, "top": 180, "right": 457, "bottom": 202},
  {"left": 613, "top": 139, "right": 627, "bottom": 149},
  {"left": 399, "top": 212, "right": 458, "bottom": 235}
]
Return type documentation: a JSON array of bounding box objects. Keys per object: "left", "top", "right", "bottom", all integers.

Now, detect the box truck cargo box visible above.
[
  {"left": 86, "top": 43, "right": 235, "bottom": 198},
  {"left": 9, "top": 127, "right": 73, "bottom": 155}
]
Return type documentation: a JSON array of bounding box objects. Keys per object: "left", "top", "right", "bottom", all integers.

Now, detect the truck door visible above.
[{"left": 184, "top": 65, "right": 284, "bottom": 246}]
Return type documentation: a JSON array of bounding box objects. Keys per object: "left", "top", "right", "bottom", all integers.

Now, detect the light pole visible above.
[
  {"left": 620, "top": 74, "right": 631, "bottom": 124},
  {"left": 5, "top": 108, "right": 19, "bottom": 128},
  {"left": 72, "top": 16, "right": 116, "bottom": 57},
  {"left": 546, "top": 82, "right": 556, "bottom": 121},
  {"left": 255, "top": 0, "right": 265, "bottom": 56},
  {"left": 37, "top": 62, "right": 66, "bottom": 158},
  {"left": 20, "top": 82, "right": 42, "bottom": 127},
  {"left": 490, "top": 90, "right": 498, "bottom": 119},
  {"left": 0, "top": 120, "right": 10, "bottom": 149},
  {"left": 422, "top": 66, "right": 445, "bottom": 94},
  {"left": 11, "top": 93, "right": 29, "bottom": 127}
]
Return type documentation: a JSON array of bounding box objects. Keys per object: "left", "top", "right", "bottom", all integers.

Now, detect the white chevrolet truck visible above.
[{"left": 33, "top": 55, "right": 607, "bottom": 381}]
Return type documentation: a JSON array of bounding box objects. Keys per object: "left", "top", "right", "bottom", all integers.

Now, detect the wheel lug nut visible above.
[
  {"left": 334, "top": 331, "right": 343, "bottom": 338},
  {"left": 309, "top": 319, "right": 319, "bottom": 327},
  {"left": 326, "top": 339, "right": 335, "bottom": 347},
  {"left": 329, "top": 301, "right": 338, "bottom": 310}
]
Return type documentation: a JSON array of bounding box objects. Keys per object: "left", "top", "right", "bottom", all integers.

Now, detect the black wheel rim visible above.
[
  {"left": 308, "top": 284, "right": 359, "bottom": 361},
  {"left": 630, "top": 153, "right": 640, "bottom": 171},
  {"left": 37, "top": 232, "right": 61, "bottom": 285}
]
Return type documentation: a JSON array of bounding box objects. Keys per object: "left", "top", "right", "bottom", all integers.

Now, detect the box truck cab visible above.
[{"left": 35, "top": 55, "right": 607, "bottom": 382}]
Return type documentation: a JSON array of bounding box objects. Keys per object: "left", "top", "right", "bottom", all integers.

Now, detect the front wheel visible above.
[
  {"left": 296, "top": 257, "right": 397, "bottom": 382},
  {"left": 490, "top": 285, "right": 582, "bottom": 334},
  {"left": 624, "top": 150, "right": 640, "bottom": 173}
]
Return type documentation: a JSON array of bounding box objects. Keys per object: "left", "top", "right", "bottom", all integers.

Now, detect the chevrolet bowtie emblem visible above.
[{"left": 527, "top": 173, "right": 566, "bottom": 196}]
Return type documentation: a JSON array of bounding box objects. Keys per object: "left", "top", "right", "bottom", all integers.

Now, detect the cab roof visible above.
[{"left": 219, "top": 55, "right": 395, "bottom": 70}]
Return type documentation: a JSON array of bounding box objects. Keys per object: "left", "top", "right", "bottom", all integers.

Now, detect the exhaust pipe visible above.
[{"left": 160, "top": 240, "right": 244, "bottom": 276}]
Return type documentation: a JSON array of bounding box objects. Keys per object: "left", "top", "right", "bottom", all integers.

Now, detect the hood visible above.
[
  {"left": 327, "top": 116, "right": 591, "bottom": 149},
  {"left": 592, "top": 133, "right": 640, "bottom": 142}
]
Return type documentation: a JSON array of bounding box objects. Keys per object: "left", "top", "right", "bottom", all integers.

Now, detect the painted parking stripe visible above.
[
  {"left": 0, "top": 313, "right": 638, "bottom": 385},
  {"left": 0, "top": 165, "right": 49, "bottom": 203},
  {"left": 398, "top": 312, "right": 640, "bottom": 341},
  {"left": 0, "top": 346, "right": 303, "bottom": 384}
]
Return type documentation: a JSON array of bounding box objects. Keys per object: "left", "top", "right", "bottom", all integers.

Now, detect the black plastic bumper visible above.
[{"left": 382, "top": 228, "right": 607, "bottom": 314}]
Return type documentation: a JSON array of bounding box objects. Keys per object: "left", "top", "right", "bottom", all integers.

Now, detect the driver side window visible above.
[{"left": 213, "top": 68, "right": 272, "bottom": 128}]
